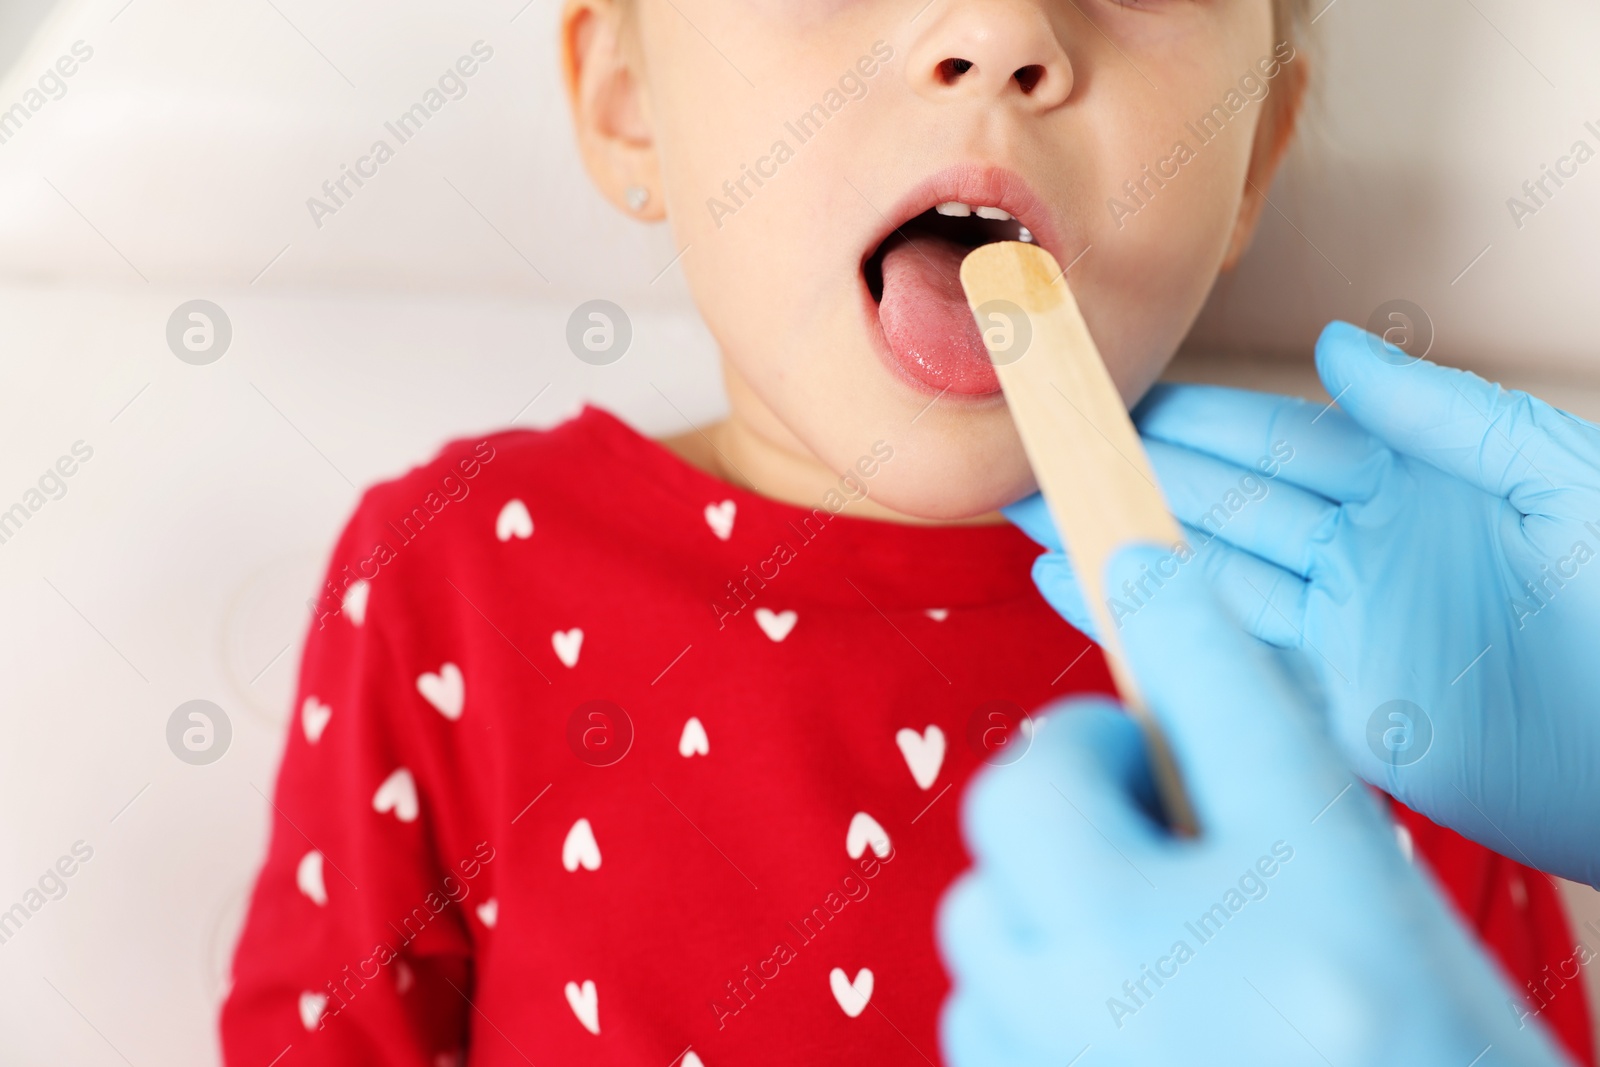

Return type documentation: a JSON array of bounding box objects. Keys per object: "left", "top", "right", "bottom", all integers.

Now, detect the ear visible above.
[
  {"left": 1220, "top": 55, "right": 1309, "bottom": 271},
  {"left": 561, "top": 0, "right": 665, "bottom": 220}
]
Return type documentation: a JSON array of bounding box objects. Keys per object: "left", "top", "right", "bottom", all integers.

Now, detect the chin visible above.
[{"left": 862, "top": 458, "right": 1034, "bottom": 523}]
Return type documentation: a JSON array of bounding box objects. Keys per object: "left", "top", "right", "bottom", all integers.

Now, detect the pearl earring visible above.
[{"left": 625, "top": 185, "right": 649, "bottom": 211}]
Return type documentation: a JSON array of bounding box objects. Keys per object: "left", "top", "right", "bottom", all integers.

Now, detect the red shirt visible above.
[{"left": 222, "top": 407, "right": 1594, "bottom": 1066}]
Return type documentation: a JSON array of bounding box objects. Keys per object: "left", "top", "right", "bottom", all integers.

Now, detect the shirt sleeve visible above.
[{"left": 221, "top": 491, "right": 475, "bottom": 1066}]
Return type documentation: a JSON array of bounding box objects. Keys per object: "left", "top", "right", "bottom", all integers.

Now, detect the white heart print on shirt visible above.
[
  {"left": 342, "top": 579, "right": 369, "bottom": 627},
  {"left": 562, "top": 818, "right": 601, "bottom": 872},
  {"left": 476, "top": 898, "right": 498, "bottom": 928},
  {"left": 704, "top": 500, "right": 736, "bottom": 541},
  {"left": 924, "top": 608, "right": 949, "bottom": 621},
  {"left": 373, "top": 768, "right": 419, "bottom": 822},
  {"left": 552, "top": 628, "right": 583, "bottom": 668},
  {"left": 416, "top": 663, "right": 464, "bottom": 720},
  {"left": 829, "top": 967, "right": 873, "bottom": 1017},
  {"left": 896, "top": 725, "right": 946, "bottom": 790},
  {"left": 845, "top": 812, "right": 892, "bottom": 860},
  {"left": 301, "top": 696, "right": 331, "bottom": 744},
  {"left": 496, "top": 498, "right": 533, "bottom": 541},
  {"left": 679, "top": 717, "right": 710, "bottom": 757},
  {"left": 299, "top": 990, "right": 327, "bottom": 1031},
  {"left": 296, "top": 850, "right": 327, "bottom": 906},
  {"left": 754, "top": 608, "right": 797, "bottom": 642},
  {"left": 565, "top": 979, "right": 600, "bottom": 1034},
  {"left": 682, "top": 1054, "right": 706, "bottom": 1067}
]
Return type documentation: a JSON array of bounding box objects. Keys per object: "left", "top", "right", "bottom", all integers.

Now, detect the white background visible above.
[{"left": 1, "top": 0, "right": 1598, "bottom": 1063}]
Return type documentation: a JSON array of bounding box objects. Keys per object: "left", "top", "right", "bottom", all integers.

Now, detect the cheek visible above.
[
  {"left": 1060, "top": 4, "right": 1277, "bottom": 398},
  {"left": 1105, "top": 138, "right": 1249, "bottom": 297},
  {"left": 646, "top": 37, "right": 890, "bottom": 402},
  {"left": 643, "top": 18, "right": 800, "bottom": 270},
  {"left": 1075, "top": 81, "right": 1266, "bottom": 402}
]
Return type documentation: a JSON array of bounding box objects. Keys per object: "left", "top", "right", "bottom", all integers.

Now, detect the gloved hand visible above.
[
  {"left": 938, "top": 545, "right": 1571, "bottom": 1067},
  {"left": 1007, "top": 321, "right": 1600, "bottom": 886}
]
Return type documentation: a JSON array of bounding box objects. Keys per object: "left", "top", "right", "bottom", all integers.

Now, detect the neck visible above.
[{"left": 658, "top": 362, "right": 1002, "bottom": 527}]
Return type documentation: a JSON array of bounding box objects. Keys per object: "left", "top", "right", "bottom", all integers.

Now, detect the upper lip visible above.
[{"left": 859, "top": 163, "right": 1069, "bottom": 275}]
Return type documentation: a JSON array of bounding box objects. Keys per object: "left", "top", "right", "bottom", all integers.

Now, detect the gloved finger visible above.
[
  {"left": 1003, "top": 493, "right": 1060, "bottom": 551},
  {"left": 1107, "top": 545, "right": 1354, "bottom": 828},
  {"left": 936, "top": 879, "right": 1051, "bottom": 1024},
  {"left": 1012, "top": 483, "right": 1307, "bottom": 648},
  {"left": 1172, "top": 530, "right": 1308, "bottom": 649},
  {"left": 960, "top": 701, "right": 1161, "bottom": 923},
  {"left": 1009, "top": 495, "right": 1099, "bottom": 636},
  {"left": 1033, "top": 525, "right": 1307, "bottom": 649},
  {"left": 939, "top": 984, "right": 1040, "bottom": 1067},
  {"left": 1030, "top": 554, "right": 1097, "bottom": 638},
  {"left": 938, "top": 880, "right": 1094, "bottom": 1060},
  {"left": 1316, "top": 320, "right": 1600, "bottom": 515},
  {"left": 1135, "top": 382, "right": 1393, "bottom": 505},
  {"left": 1010, "top": 449, "right": 1339, "bottom": 581},
  {"left": 1147, "top": 438, "right": 1337, "bottom": 579}
]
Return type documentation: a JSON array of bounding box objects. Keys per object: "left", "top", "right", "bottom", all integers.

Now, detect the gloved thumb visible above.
[
  {"left": 962, "top": 697, "right": 1163, "bottom": 891},
  {"left": 1004, "top": 494, "right": 1098, "bottom": 638},
  {"left": 1314, "top": 320, "right": 1591, "bottom": 509},
  {"left": 1003, "top": 493, "right": 1061, "bottom": 550}
]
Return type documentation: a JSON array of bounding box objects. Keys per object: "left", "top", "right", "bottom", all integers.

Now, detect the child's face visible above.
[{"left": 566, "top": 0, "right": 1301, "bottom": 519}]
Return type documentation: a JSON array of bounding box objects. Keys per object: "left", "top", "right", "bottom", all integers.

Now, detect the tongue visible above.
[{"left": 877, "top": 233, "right": 1001, "bottom": 396}]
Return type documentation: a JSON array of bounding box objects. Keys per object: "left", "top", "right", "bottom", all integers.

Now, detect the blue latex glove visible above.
[
  {"left": 1008, "top": 321, "right": 1600, "bottom": 886},
  {"left": 938, "top": 546, "right": 1571, "bottom": 1067}
]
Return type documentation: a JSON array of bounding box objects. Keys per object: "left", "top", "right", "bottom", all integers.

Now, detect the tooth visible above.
[
  {"left": 975, "top": 206, "right": 1012, "bottom": 221},
  {"left": 935, "top": 202, "right": 972, "bottom": 217},
  {"left": 1017, "top": 226, "right": 1034, "bottom": 243}
]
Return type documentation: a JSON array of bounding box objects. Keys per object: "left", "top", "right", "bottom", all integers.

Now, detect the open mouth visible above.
[{"left": 862, "top": 174, "right": 1054, "bottom": 398}]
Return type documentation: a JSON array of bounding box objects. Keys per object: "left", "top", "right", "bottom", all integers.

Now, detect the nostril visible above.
[
  {"left": 937, "top": 57, "right": 974, "bottom": 85},
  {"left": 1013, "top": 64, "right": 1045, "bottom": 94}
]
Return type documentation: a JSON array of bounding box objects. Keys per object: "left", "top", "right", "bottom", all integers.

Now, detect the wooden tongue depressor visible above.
[{"left": 959, "top": 240, "right": 1200, "bottom": 838}]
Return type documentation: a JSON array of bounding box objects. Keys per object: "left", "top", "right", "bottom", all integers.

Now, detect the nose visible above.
[{"left": 907, "top": 0, "right": 1073, "bottom": 110}]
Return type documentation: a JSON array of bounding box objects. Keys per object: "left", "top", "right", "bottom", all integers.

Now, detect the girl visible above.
[{"left": 223, "top": 0, "right": 1594, "bottom": 1062}]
